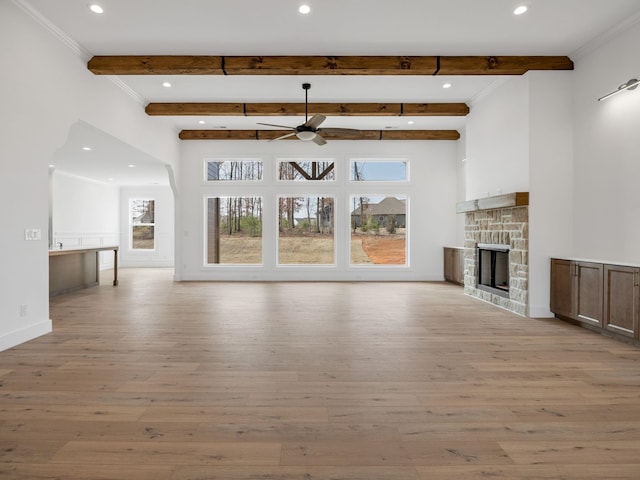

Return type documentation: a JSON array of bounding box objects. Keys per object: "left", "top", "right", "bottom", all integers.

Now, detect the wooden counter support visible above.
[{"left": 49, "top": 246, "right": 119, "bottom": 296}]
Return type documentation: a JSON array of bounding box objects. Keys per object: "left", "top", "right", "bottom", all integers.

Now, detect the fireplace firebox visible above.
[{"left": 476, "top": 243, "right": 510, "bottom": 298}]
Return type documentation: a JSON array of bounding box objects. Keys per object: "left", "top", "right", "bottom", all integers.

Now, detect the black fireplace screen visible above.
[{"left": 477, "top": 244, "right": 509, "bottom": 296}]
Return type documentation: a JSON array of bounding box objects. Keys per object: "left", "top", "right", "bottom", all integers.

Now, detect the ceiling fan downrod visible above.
[{"left": 302, "top": 83, "right": 311, "bottom": 123}]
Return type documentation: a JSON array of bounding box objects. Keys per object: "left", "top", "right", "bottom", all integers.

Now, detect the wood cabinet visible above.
[
  {"left": 550, "top": 258, "right": 602, "bottom": 327},
  {"left": 550, "top": 258, "right": 575, "bottom": 319},
  {"left": 575, "top": 262, "right": 604, "bottom": 327},
  {"left": 550, "top": 258, "right": 639, "bottom": 341},
  {"left": 603, "top": 264, "right": 640, "bottom": 338},
  {"left": 444, "top": 247, "right": 465, "bottom": 286}
]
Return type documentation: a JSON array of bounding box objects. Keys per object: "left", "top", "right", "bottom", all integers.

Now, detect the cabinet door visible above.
[
  {"left": 443, "top": 248, "right": 453, "bottom": 282},
  {"left": 603, "top": 265, "right": 639, "bottom": 338},
  {"left": 550, "top": 258, "right": 575, "bottom": 318},
  {"left": 454, "top": 248, "right": 465, "bottom": 285},
  {"left": 575, "top": 262, "right": 603, "bottom": 327}
]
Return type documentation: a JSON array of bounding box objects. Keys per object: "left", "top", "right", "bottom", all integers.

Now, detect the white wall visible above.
[
  {"left": 177, "top": 140, "right": 458, "bottom": 281},
  {"left": 572, "top": 20, "right": 640, "bottom": 264},
  {"left": 52, "top": 171, "right": 120, "bottom": 269},
  {"left": 465, "top": 76, "right": 531, "bottom": 200},
  {"left": 455, "top": 129, "right": 467, "bottom": 246},
  {"left": 0, "top": 2, "right": 179, "bottom": 351},
  {"left": 528, "top": 71, "right": 574, "bottom": 317},
  {"left": 120, "top": 186, "right": 175, "bottom": 267}
]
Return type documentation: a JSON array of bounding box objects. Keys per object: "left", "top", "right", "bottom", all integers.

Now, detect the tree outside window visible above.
[{"left": 130, "top": 199, "right": 155, "bottom": 250}]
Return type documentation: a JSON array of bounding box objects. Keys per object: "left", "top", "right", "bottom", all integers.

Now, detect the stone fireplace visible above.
[{"left": 458, "top": 193, "right": 529, "bottom": 316}]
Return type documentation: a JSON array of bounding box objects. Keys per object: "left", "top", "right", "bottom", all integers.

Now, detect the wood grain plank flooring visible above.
[{"left": 0, "top": 268, "right": 639, "bottom": 479}]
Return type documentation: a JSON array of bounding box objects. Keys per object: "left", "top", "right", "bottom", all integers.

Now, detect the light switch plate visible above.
[{"left": 25, "top": 229, "right": 42, "bottom": 241}]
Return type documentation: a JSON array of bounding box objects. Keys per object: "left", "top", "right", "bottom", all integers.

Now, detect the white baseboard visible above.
[
  {"left": 0, "top": 319, "right": 52, "bottom": 352},
  {"left": 528, "top": 305, "right": 554, "bottom": 318}
]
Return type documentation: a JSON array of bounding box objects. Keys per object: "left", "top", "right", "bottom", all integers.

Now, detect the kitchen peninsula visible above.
[{"left": 49, "top": 246, "right": 118, "bottom": 296}]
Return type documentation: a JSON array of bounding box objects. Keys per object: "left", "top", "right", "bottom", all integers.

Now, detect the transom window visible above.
[
  {"left": 206, "top": 158, "right": 263, "bottom": 181},
  {"left": 350, "top": 159, "right": 408, "bottom": 182},
  {"left": 278, "top": 158, "right": 335, "bottom": 181}
]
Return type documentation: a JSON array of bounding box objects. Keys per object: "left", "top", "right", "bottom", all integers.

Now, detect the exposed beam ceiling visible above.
[
  {"left": 179, "top": 130, "right": 460, "bottom": 141},
  {"left": 146, "top": 102, "right": 470, "bottom": 117},
  {"left": 89, "top": 55, "right": 571, "bottom": 142},
  {"left": 88, "top": 55, "right": 574, "bottom": 76}
]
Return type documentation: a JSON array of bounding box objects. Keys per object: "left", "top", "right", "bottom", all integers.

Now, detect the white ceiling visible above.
[{"left": 21, "top": 0, "right": 640, "bottom": 185}]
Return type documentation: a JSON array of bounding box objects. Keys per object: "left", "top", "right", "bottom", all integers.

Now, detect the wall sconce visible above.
[{"left": 598, "top": 78, "right": 639, "bottom": 102}]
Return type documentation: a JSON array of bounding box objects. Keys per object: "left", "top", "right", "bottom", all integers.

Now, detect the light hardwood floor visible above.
[{"left": 1, "top": 268, "right": 640, "bottom": 479}]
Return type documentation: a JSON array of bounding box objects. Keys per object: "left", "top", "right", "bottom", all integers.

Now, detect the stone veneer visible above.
[{"left": 463, "top": 206, "right": 528, "bottom": 316}]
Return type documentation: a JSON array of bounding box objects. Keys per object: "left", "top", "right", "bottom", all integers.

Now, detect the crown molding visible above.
[
  {"left": 571, "top": 9, "right": 640, "bottom": 60},
  {"left": 12, "top": 0, "right": 147, "bottom": 106},
  {"left": 106, "top": 76, "right": 147, "bottom": 106},
  {"left": 12, "top": 0, "right": 91, "bottom": 60}
]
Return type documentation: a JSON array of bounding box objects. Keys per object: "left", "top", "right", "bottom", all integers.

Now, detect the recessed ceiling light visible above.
[
  {"left": 299, "top": 4, "right": 311, "bottom": 14},
  {"left": 442, "top": 83, "right": 452, "bottom": 89},
  {"left": 198, "top": 120, "right": 206, "bottom": 125},
  {"left": 49, "top": 164, "right": 55, "bottom": 168},
  {"left": 89, "top": 4, "right": 104, "bottom": 14},
  {"left": 407, "top": 120, "right": 415, "bottom": 125},
  {"left": 514, "top": 5, "right": 528, "bottom": 15},
  {"left": 162, "top": 81, "right": 172, "bottom": 88},
  {"left": 82, "top": 146, "right": 92, "bottom": 151},
  {"left": 128, "top": 164, "right": 136, "bottom": 168}
]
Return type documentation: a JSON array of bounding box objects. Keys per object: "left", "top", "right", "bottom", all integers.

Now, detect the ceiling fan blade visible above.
[
  {"left": 317, "top": 128, "right": 363, "bottom": 135},
  {"left": 312, "top": 134, "right": 327, "bottom": 146},
  {"left": 271, "top": 132, "right": 297, "bottom": 141},
  {"left": 304, "top": 114, "right": 326, "bottom": 129},
  {"left": 257, "top": 122, "right": 296, "bottom": 130}
]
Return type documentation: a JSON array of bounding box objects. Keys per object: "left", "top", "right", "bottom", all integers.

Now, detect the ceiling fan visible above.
[{"left": 257, "top": 83, "right": 362, "bottom": 145}]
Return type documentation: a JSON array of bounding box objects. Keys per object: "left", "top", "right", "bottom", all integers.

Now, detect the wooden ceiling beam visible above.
[
  {"left": 145, "top": 103, "right": 245, "bottom": 116},
  {"left": 437, "top": 56, "right": 574, "bottom": 75},
  {"left": 88, "top": 55, "right": 573, "bottom": 75},
  {"left": 223, "top": 56, "right": 439, "bottom": 75},
  {"left": 245, "top": 103, "right": 402, "bottom": 116},
  {"left": 146, "top": 102, "right": 469, "bottom": 117},
  {"left": 178, "top": 130, "right": 460, "bottom": 141},
  {"left": 87, "top": 55, "right": 223, "bottom": 75}
]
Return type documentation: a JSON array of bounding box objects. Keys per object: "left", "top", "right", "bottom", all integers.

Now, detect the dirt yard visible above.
[
  {"left": 353, "top": 234, "right": 406, "bottom": 265},
  {"left": 211, "top": 233, "right": 405, "bottom": 265}
]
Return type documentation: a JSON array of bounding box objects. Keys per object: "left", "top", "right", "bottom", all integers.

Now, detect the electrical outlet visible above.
[{"left": 20, "top": 304, "right": 27, "bottom": 317}]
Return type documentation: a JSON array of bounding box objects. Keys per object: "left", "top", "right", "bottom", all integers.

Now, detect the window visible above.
[
  {"left": 278, "top": 159, "right": 335, "bottom": 181},
  {"left": 206, "top": 196, "right": 263, "bottom": 264},
  {"left": 206, "top": 159, "right": 263, "bottom": 181},
  {"left": 278, "top": 196, "right": 335, "bottom": 265},
  {"left": 130, "top": 199, "right": 155, "bottom": 250},
  {"left": 350, "top": 195, "right": 407, "bottom": 265},
  {"left": 350, "top": 159, "right": 408, "bottom": 182}
]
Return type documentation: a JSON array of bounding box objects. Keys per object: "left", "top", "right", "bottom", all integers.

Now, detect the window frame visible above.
[
  {"left": 349, "top": 157, "right": 409, "bottom": 183},
  {"left": 276, "top": 193, "right": 337, "bottom": 267},
  {"left": 203, "top": 157, "right": 265, "bottom": 183},
  {"left": 276, "top": 157, "right": 337, "bottom": 183},
  {"left": 129, "top": 198, "right": 156, "bottom": 252}
]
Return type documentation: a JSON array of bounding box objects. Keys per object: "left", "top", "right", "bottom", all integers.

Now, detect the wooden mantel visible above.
[{"left": 456, "top": 192, "right": 529, "bottom": 214}]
